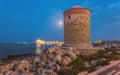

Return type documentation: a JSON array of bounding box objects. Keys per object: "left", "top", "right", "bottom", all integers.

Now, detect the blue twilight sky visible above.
[{"left": 0, "top": 0, "right": 120, "bottom": 42}]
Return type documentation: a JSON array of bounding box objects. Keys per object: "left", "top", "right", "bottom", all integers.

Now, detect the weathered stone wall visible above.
[
  {"left": 64, "top": 14, "right": 90, "bottom": 47},
  {"left": 78, "top": 48, "right": 104, "bottom": 56}
]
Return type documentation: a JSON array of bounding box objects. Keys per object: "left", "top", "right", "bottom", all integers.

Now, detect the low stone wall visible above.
[
  {"left": 63, "top": 43, "right": 93, "bottom": 49},
  {"left": 78, "top": 47, "right": 104, "bottom": 56},
  {"left": 62, "top": 46, "right": 104, "bottom": 56}
]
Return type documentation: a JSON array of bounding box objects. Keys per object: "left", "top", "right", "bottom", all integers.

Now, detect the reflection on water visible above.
[
  {"left": 0, "top": 42, "right": 55, "bottom": 59},
  {"left": 0, "top": 43, "right": 36, "bottom": 59},
  {"left": 0, "top": 43, "right": 54, "bottom": 59}
]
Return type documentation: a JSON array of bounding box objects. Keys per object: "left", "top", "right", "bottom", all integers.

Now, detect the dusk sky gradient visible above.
[{"left": 0, "top": 0, "right": 120, "bottom": 42}]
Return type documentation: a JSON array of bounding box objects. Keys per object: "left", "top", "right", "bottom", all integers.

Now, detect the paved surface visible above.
[{"left": 98, "top": 62, "right": 120, "bottom": 75}]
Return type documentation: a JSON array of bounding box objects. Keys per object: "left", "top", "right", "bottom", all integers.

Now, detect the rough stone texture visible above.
[
  {"left": 64, "top": 13, "right": 91, "bottom": 48},
  {"left": 77, "top": 71, "right": 88, "bottom": 75},
  {"left": 66, "top": 49, "right": 77, "bottom": 60},
  {"left": 48, "top": 46, "right": 58, "bottom": 54},
  {"left": 0, "top": 46, "right": 103, "bottom": 75},
  {"left": 56, "top": 64, "right": 61, "bottom": 71},
  {"left": 16, "top": 60, "right": 31, "bottom": 71},
  {"left": 62, "top": 56, "right": 72, "bottom": 66},
  {"left": 54, "top": 53, "right": 63, "bottom": 63},
  {"left": 42, "top": 46, "right": 79, "bottom": 67}
]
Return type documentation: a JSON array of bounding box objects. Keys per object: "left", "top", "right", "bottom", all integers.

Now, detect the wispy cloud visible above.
[
  {"left": 108, "top": 2, "right": 120, "bottom": 8},
  {"left": 106, "top": 21, "right": 120, "bottom": 27}
]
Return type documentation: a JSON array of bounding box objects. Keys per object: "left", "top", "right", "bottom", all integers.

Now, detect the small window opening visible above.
[{"left": 68, "top": 15, "right": 71, "bottom": 19}]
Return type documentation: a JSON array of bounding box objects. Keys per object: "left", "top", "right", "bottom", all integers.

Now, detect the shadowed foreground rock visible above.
[
  {"left": 0, "top": 46, "right": 82, "bottom": 75},
  {"left": 34, "top": 46, "right": 80, "bottom": 75},
  {"left": 0, "top": 45, "right": 105, "bottom": 75}
]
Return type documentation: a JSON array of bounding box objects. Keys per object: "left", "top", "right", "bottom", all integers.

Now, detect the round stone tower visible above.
[{"left": 64, "top": 5, "right": 92, "bottom": 48}]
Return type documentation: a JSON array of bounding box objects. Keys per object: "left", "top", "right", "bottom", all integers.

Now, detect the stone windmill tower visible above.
[{"left": 63, "top": 5, "right": 92, "bottom": 49}]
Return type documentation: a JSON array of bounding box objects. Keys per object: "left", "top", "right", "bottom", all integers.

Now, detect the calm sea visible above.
[{"left": 0, "top": 43, "right": 37, "bottom": 59}]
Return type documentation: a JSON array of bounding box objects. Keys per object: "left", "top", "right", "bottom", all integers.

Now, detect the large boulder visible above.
[
  {"left": 42, "top": 69, "right": 58, "bottom": 75},
  {"left": 66, "top": 49, "right": 77, "bottom": 60},
  {"left": 54, "top": 54, "right": 63, "bottom": 63},
  {"left": 47, "top": 54, "right": 55, "bottom": 59},
  {"left": 48, "top": 46, "right": 58, "bottom": 54},
  {"left": 48, "top": 69, "right": 58, "bottom": 75},
  {"left": 56, "top": 48, "right": 66, "bottom": 55},
  {"left": 34, "top": 57, "right": 40, "bottom": 63},
  {"left": 77, "top": 71, "right": 88, "bottom": 75},
  {"left": 56, "top": 64, "right": 61, "bottom": 71},
  {"left": 62, "top": 56, "right": 72, "bottom": 66},
  {"left": 16, "top": 60, "right": 31, "bottom": 71},
  {"left": 74, "top": 50, "right": 81, "bottom": 56},
  {"left": 40, "top": 61, "right": 46, "bottom": 66},
  {"left": 41, "top": 55, "right": 47, "bottom": 63}
]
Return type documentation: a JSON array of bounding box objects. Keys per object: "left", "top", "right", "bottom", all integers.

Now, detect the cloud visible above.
[
  {"left": 106, "top": 21, "right": 120, "bottom": 27},
  {"left": 108, "top": 2, "right": 120, "bottom": 8}
]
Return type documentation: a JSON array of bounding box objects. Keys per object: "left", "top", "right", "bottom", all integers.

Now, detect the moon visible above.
[{"left": 58, "top": 21, "right": 63, "bottom": 26}]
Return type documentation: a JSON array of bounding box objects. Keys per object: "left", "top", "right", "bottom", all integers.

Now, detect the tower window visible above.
[{"left": 68, "top": 15, "right": 71, "bottom": 19}]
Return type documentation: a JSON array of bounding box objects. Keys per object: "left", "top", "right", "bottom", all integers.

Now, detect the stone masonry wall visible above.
[{"left": 64, "top": 14, "right": 90, "bottom": 46}]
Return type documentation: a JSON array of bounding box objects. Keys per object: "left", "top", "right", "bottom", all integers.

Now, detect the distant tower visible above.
[{"left": 64, "top": 5, "right": 92, "bottom": 48}]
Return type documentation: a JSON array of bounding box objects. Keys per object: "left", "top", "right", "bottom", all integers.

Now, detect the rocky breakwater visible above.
[
  {"left": 0, "top": 46, "right": 81, "bottom": 75},
  {"left": 34, "top": 46, "right": 81, "bottom": 75},
  {"left": 0, "top": 60, "right": 32, "bottom": 75}
]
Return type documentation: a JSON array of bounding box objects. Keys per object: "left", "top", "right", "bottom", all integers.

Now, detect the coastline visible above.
[{"left": 0, "top": 54, "right": 35, "bottom": 66}]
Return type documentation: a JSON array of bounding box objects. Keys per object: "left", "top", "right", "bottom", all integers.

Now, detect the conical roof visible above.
[{"left": 64, "top": 5, "right": 91, "bottom": 16}]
